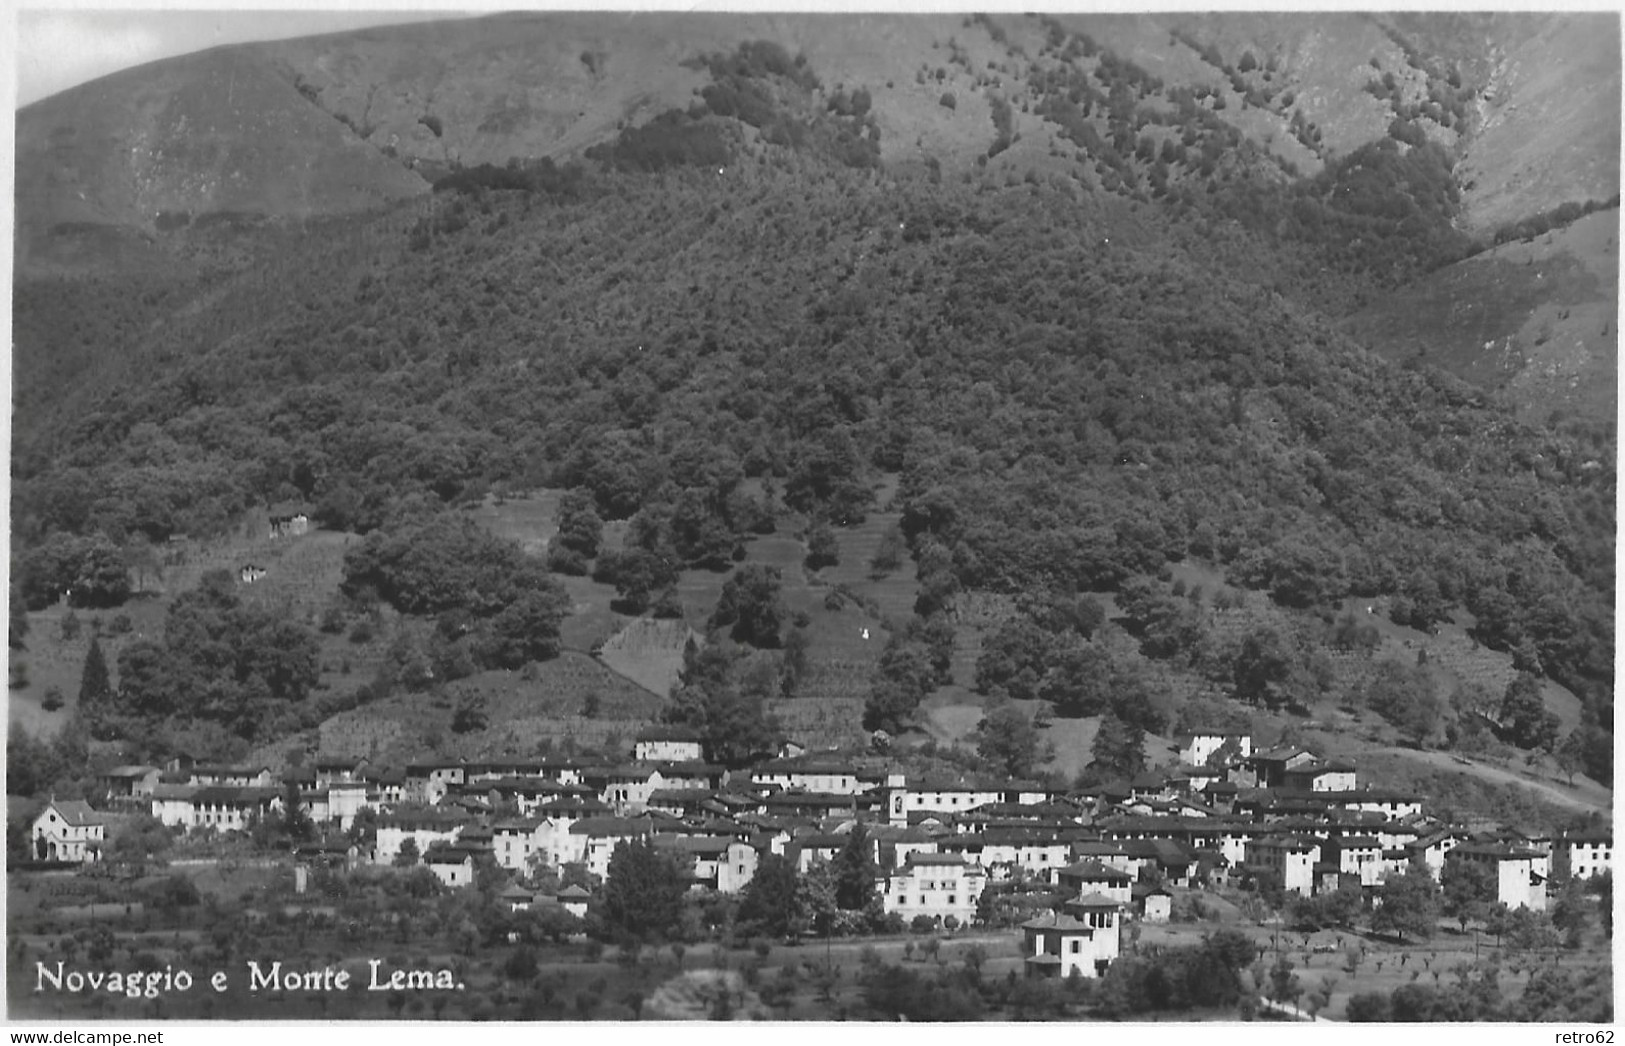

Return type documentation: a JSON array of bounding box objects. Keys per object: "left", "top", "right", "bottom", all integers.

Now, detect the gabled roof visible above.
[
  {"left": 1251, "top": 746, "right": 1313, "bottom": 763},
  {"left": 1288, "top": 759, "right": 1357, "bottom": 776},
  {"left": 423, "top": 845, "right": 476, "bottom": 864},
  {"left": 42, "top": 800, "right": 105, "bottom": 827},
  {"left": 1066, "top": 891, "right": 1124, "bottom": 910},
  {"left": 568, "top": 816, "right": 654, "bottom": 837},
  {"left": 557, "top": 884, "right": 591, "bottom": 900},
  {"left": 1056, "top": 858, "right": 1132, "bottom": 882},
  {"left": 1021, "top": 911, "right": 1093, "bottom": 933},
  {"left": 101, "top": 765, "right": 159, "bottom": 778}
]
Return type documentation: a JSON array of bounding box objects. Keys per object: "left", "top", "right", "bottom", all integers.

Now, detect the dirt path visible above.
[{"left": 1369, "top": 747, "right": 1611, "bottom": 814}]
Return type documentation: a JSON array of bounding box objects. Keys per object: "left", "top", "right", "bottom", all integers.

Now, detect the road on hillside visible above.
[{"left": 1370, "top": 747, "right": 1611, "bottom": 814}]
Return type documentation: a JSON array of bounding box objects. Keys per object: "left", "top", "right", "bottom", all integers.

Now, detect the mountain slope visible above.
[
  {"left": 9, "top": 15, "right": 1616, "bottom": 784},
  {"left": 1344, "top": 208, "right": 1619, "bottom": 423},
  {"left": 16, "top": 45, "right": 428, "bottom": 267}
]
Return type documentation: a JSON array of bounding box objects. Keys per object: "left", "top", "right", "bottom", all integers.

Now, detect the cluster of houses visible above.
[{"left": 36, "top": 726, "right": 1612, "bottom": 981}]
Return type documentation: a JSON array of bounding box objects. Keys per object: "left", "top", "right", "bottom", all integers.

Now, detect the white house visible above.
[
  {"left": 150, "top": 784, "right": 199, "bottom": 829},
  {"left": 717, "top": 840, "right": 760, "bottom": 894},
  {"left": 1055, "top": 859, "right": 1133, "bottom": 906},
  {"left": 557, "top": 884, "right": 591, "bottom": 919},
  {"left": 1328, "top": 836, "right": 1386, "bottom": 888},
  {"left": 881, "top": 853, "right": 987, "bottom": 926},
  {"left": 1246, "top": 836, "right": 1320, "bottom": 897},
  {"left": 31, "top": 801, "right": 106, "bottom": 863},
  {"left": 568, "top": 816, "right": 654, "bottom": 881},
  {"left": 1178, "top": 731, "right": 1252, "bottom": 769},
  {"left": 1407, "top": 830, "right": 1465, "bottom": 880},
  {"left": 493, "top": 819, "right": 544, "bottom": 872},
  {"left": 884, "top": 773, "right": 1007, "bottom": 826},
  {"left": 1021, "top": 909, "right": 1120, "bottom": 979},
  {"left": 1282, "top": 759, "right": 1358, "bottom": 794},
  {"left": 1555, "top": 828, "right": 1612, "bottom": 881},
  {"left": 424, "top": 845, "right": 476, "bottom": 888},
  {"left": 633, "top": 726, "right": 706, "bottom": 763},
  {"left": 753, "top": 757, "right": 872, "bottom": 796},
  {"left": 1446, "top": 843, "right": 1549, "bottom": 911},
  {"left": 188, "top": 787, "right": 281, "bottom": 833},
  {"left": 375, "top": 809, "right": 471, "bottom": 864}
]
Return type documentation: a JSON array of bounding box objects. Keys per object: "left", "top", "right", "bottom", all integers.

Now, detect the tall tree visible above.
[
  {"left": 1440, "top": 857, "right": 1495, "bottom": 933},
  {"left": 554, "top": 488, "right": 605, "bottom": 558},
  {"left": 78, "top": 636, "right": 113, "bottom": 713},
  {"left": 709, "top": 564, "right": 785, "bottom": 648},
  {"left": 1086, "top": 711, "right": 1146, "bottom": 784},
  {"left": 1372, "top": 868, "right": 1441, "bottom": 942},
  {"left": 803, "top": 521, "right": 840, "bottom": 571},
  {"left": 1500, "top": 672, "right": 1559, "bottom": 751},
  {"left": 737, "top": 853, "right": 799, "bottom": 936},
  {"left": 976, "top": 703, "right": 1044, "bottom": 778},
  {"left": 597, "top": 838, "right": 684, "bottom": 943},
  {"left": 9, "top": 584, "right": 29, "bottom": 650},
  {"left": 834, "top": 822, "right": 876, "bottom": 911}
]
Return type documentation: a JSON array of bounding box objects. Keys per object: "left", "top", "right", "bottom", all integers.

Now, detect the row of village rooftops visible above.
[
  {"left": 51, "top": 731, "right": 1609, "bottom": 915},
  {"left": 92, "top": 729, "right": 1371, "bottom": 810},
  {"left": 30, "top": 774, "right": 1608, "bottom": 978}
]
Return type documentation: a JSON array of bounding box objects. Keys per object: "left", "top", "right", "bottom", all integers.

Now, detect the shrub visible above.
[{"left": 939, "top": 92, "right": 957, "bottom": 110}]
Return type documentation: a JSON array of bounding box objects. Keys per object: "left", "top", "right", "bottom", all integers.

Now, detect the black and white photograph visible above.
[{"left": 6, "top": 6, "right": 1618, "bottom": 1025}]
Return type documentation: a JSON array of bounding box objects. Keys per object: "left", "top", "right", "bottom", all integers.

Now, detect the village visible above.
[{"left": 22, "top": 721, "right": 1612, "bottom": 1019}]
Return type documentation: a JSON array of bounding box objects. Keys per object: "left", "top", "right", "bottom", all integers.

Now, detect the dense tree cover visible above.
[
  {"left": 15, "top": 532, "right": 132, "bottom": 610},
  {"left": 1499, "top": 671, "right": 1561, "bottom": 752},
  {"left": 341, "top": 510, "right": 568, "bottom": 670},
  {"left": 1355, "top": 658, "right": 1443, "bottom": 746},
  {"left": 862, "top": 614, "right": 955, "bottom": 734},
  {"left": 1093, "top": 929, "right": 1260, "bottom": 1016},
  {"left": 7, "top": 720, "right": 88, "bottom": 798},
  {"left": 108, "top": 570, "right": 321, "bottom": 742},
  {"left": 1347, "top": 963, "right": 1610, "bottom": 1022},
  {"left": 708, "top": 565, "right": 786, "bottom": 648},
  {"left": 663, "top": 640, "right": 782, "bottom": 767},
  {"left": 10, "top": 40, "right": 1614, "bottom": 770},
  {"left": 1288, "top": 883, "right": 1363, "bottom": 931}
]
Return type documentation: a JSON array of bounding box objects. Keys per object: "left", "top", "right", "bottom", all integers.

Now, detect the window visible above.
[
  {"left": 948, "top": 895, "right": 956, "bottom": 905},
  {"left": 1070, "top": 940, "right": 1081, "bottom": 954}
]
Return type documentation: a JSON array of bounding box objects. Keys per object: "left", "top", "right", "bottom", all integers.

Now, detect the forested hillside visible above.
[{"left": 9, "top": 27, "right": 1616, "bottom": 789}]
